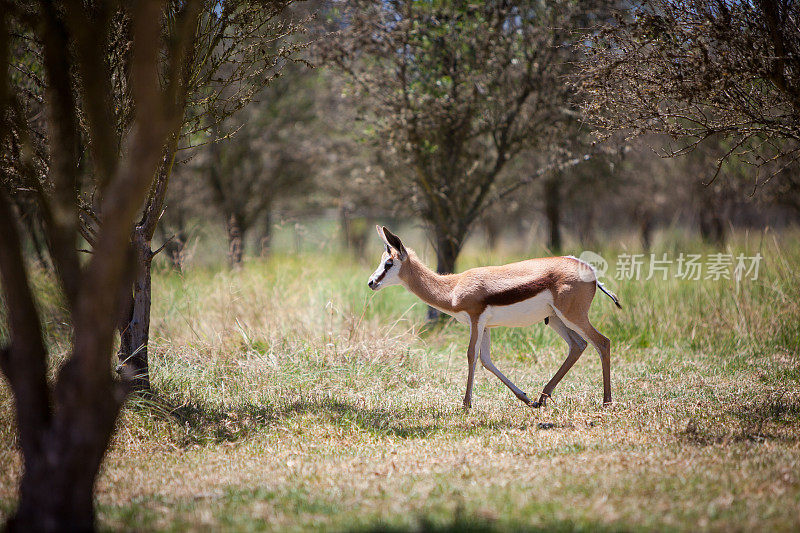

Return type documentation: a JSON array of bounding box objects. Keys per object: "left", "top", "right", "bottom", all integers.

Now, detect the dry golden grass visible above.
[{"left": 1, "top": 230, "right": 799, "bottom": 531}]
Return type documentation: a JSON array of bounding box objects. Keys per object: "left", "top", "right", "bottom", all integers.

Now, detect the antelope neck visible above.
[{"left": 400, "top": 253, "right": 459, "bottom": 314}]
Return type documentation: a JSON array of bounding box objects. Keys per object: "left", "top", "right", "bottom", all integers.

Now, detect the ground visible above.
[{"left": 1, "top": 230, "right": 799, "bottom": 531}]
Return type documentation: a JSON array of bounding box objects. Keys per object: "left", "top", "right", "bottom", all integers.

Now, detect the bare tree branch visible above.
[{"left": 581, "top": 0, "right": 800, "bottom": 177}]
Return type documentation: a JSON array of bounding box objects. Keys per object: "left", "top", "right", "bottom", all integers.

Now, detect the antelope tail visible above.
[{"left": 597, "top": 280, "right": 622, "bottom": 309}]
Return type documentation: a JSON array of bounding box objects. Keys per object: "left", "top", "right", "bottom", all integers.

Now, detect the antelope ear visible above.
[
  {"left": 382, "top": 226, "right": 408, "bottom": 260},
  {"left": 376, "top": 224, "right": 389, "bottom": 246}
]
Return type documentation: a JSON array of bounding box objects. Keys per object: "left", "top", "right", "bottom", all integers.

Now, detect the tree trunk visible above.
[
  {"left": 697, "top": 184, "right": 727, "bottom": 246},
  {"left": 227, "top": 213, "right": 245, "bottom": 267},
  {"left": 164, "top": 231, "right": 187, "bottom": 272},
  {"left": 699, "top": 212, "right": 726, "bottom": 245},
  {"left": 544, "top": 174, "right": 562, "bottom": 252},
  {"left": 484, "top": 216, "right": 502, "bottom": 250},
  {"left": 116, "top": 231, "right": 153, "bottom": 393},
  {"left": 576, "top": 203, "right": 596, "bottom": 250},
  {"left": 115, "top": 141, "right": 179, "bottom": 394},
  {"left": 159, "top": 208, "right": 189, "bottom": 272},
  {"left": 24, "top": 213, "right": 50, "bottom": 269},
  {"left": 640, "top": 212, "right": 654, "bottom": 252},
  {"left": 10, "top": 196, "right": 50, "bottom": 269},
  {"left": 8, "top": 370, "right": 122, "bottom": 533},
  {"left": 339, "top": 204, "right": 369, "bottom": 254},
  {"left": 1, "top": 170, "right": 129, "bottom": 533},
  {"left": 339, "top": 203, "right": 352, "bottom": 250},
  {"left": 698, "top": 200, "right": 726, "bottom": 245},
  {"left": 260, "top": 210, "right": 272, "bottom": 257},
  {"left": 10, "top": 457, "right": 94, "bottom": 532}
]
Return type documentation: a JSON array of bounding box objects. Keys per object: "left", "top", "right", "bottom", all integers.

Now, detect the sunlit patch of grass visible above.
[{"left": 1, "top": 230, "right": 799, "bottom": 530}]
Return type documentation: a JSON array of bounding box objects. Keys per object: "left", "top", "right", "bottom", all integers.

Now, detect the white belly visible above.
[{"left": 485, "top": 292, "right": 553, "bottom": 328}]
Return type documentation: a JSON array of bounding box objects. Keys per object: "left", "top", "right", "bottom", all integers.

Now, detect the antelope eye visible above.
[{"left": 385, "top": 259, "right": 393, "bottom": 268}]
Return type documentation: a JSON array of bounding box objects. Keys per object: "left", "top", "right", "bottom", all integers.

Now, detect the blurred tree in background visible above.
[
  {"left": 323, "top": 0, "right": 609, "bottom": 317},
  {"left": 205, "top": 62, "right": 317, "bottom": 267}
]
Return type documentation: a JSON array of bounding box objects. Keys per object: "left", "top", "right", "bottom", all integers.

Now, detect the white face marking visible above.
[{"left": 368, "top": 250, "right": 402, "bottom": 290}]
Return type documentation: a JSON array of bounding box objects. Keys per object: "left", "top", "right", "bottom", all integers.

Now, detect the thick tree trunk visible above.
[
  {"left": 0, "top": 2, "right": 202, "bottom": 529},
  {"left": 435, "top": 242, "right": 458, "bottom": 274},
  {"left": 116, "top": 231, "right": 153, "bottom": 393},
  {"left": 699, "top": 210, "right": 726, "bottom": 245},
  {"left": 8, "top": 372, "right": 122, "bottom": 533},
  {"left": 544, "top": 174, "right": 562, "bottom": 252},
  {"left": 697, "top": 184, "right": 727, "bottom": 246},
  {"left": 1, "top": 185, "right": 128, "bottom": 533},
  {"left": 227, "top": 213, "right": 245, "bottom": 267},
  {"left": 11, "top": 462, "right": 94, "bottom": 532}
]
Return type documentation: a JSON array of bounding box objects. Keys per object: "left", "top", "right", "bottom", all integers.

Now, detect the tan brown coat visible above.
[{"left": 368, "top": 226, "right": 621, "bottom": 409}]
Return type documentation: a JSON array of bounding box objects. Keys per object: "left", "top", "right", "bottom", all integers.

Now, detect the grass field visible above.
[{"left": 1, "top": 228, "right": 800, "bottom": 531}]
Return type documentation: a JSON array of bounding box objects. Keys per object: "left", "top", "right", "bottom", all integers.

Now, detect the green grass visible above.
[{"left": 1, "top": 229, "right": 799, "bottom": 531}]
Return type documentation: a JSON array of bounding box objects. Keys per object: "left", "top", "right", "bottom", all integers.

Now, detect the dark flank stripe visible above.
[{"left": 483, "top": 272, "right": 558, "bottom": 307}]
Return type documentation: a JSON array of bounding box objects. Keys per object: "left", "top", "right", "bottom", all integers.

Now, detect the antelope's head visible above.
[{"left": 368, "top": 225, "right": 408, "bottom": 291}]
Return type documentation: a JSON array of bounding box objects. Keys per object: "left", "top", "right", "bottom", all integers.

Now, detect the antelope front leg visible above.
[
  {"left": 479, "top": 328, "right": 533, "bottom": 406},
  {"left": 463, "top": 318, "right": 483, "bottom": 411}
]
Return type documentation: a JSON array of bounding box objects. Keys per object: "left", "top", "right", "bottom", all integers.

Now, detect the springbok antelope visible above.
[{"left": 368, "top": 226, "right": 622, "bottom": 410}]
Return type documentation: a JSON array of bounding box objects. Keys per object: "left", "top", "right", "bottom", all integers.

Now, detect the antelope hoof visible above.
[
  {"left": 534, "top": 393, "right": 550, "bottom": 408},
  {"left": 462, "top": 399, "right": 472, "bottom": 411},
  {"left": 530, "top": 401, "right": 541, "bottom": 409},
  {"left": 518, "top": 392, "right": 533, "bottom": 406}
]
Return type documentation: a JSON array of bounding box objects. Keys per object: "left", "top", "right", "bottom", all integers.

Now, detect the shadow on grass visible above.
[
  {"left": 354, "top": 516, "right": 623, "bottom": 533},
  {"left": 100, "top": 490, "right": 626, "bottom": 533},
  {"left": 680, "top": 393, "right": 800, "bottom": 446},
  {"left": 730, "top": 393, "right": 800, "bottom": 425},
  {"left": 125, "top": 392, "right": 534, "bottom": 446}
]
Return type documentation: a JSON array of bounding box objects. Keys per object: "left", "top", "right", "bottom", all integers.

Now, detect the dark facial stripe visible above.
[
  {"left": 483, "top": 272, "right": 557, "bottom": 307},
  {"left": 374, "top": 263, "right": 391, "bottom": 284}
]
